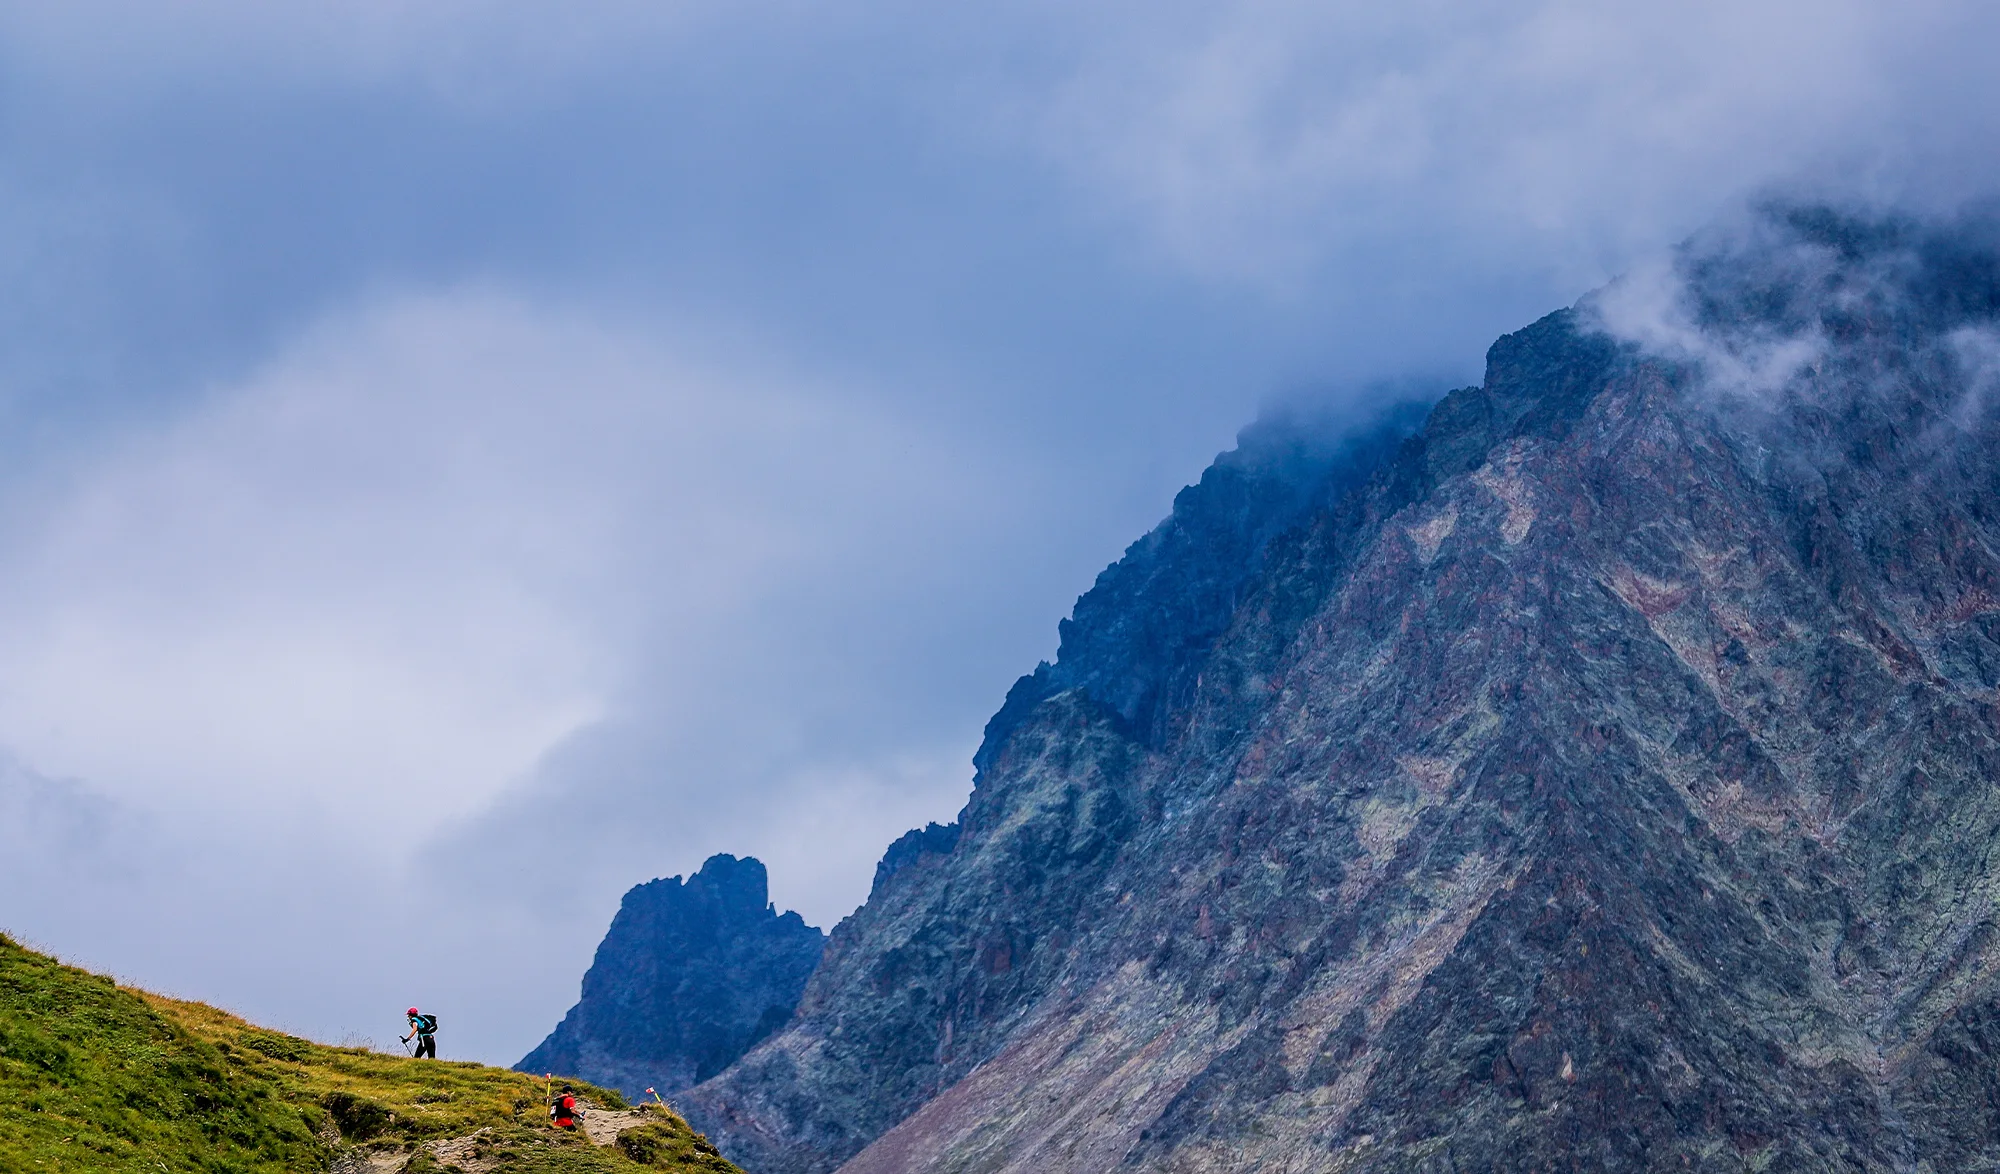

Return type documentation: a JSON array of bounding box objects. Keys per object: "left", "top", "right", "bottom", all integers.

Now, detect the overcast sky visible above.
[{"left": 2, "top": 0, "right": 1999, "bottom": 1064}]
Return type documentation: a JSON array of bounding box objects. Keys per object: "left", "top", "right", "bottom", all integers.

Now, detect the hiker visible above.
[
  {"left": 402, "top": 1007, "right": 438, "bottom": 1059},
  {"left": 551, "top": 1085, "right": 581, "bottom": 1130}
]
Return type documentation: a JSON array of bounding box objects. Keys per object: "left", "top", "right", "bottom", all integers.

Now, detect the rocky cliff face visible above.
[
  {"left": 520, "top": 854, "right": 824, "bottom": 1101},
  {"left": 977, "top": 398, "right": 1430, "bottom": 767},
  {"left": 684, "top": 206, "right": 2000, "bottom": 1173}
]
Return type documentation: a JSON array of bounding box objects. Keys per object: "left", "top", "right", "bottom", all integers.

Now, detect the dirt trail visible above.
[
  {"left": 329, "top": 1102, "right": 665, "bottom": 1172},
  {"left": 580, "top": 1105, "right": 652, "bottom": 1145}
]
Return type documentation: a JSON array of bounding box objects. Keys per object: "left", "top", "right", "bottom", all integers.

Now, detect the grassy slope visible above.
[{"left": 0, "top": 934, "right": 740, "bottom": 1173}]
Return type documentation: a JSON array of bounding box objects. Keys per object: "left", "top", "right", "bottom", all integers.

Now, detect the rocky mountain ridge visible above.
[
  {"left": 678, "top": 205, "right": 2000, "bottom": 1172},
  {"left": 520, "top": 854, "right": 824, "bottom": 1102}
]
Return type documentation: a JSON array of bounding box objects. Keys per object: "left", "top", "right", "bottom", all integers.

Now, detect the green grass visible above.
[
  {"left": 608, "top": 1118, "right": 740, "bottom": 1171},
  {"left": 0, "top": 934, "right": 742, "bottom": 1173}
]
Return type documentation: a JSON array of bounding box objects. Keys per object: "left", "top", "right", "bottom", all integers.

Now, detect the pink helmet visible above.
[{"left": 407, "top": 1007, "right": 420, "bottom": 1016}]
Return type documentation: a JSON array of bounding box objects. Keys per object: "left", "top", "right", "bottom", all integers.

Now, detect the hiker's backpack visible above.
[{"left": 415, "top": 1014, "right": 438, "bottom": 1035}]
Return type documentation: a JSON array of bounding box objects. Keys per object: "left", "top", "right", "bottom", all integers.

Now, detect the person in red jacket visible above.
[{"left": 550, "top": 1085, "right": 580, "bottom": 1130}]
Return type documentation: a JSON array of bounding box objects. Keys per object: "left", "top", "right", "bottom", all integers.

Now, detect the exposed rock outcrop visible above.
[
  {"left": 520, "top": 854, "right": 824, "bottom": 1101},
  {"left": 685, "top": 206, "right": 2000, "bottom": 1173}
]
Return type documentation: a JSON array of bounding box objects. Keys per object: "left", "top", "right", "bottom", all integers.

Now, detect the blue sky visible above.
[{"left": 2, "top": 0, "right": 1998, "bottom": 1063}]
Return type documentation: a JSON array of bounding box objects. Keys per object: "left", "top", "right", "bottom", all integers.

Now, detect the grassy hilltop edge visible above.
[{"left": 0, "top": 933, "right": 741, "bottom": 1173}]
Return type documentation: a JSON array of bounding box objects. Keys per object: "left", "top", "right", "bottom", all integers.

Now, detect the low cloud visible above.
[
  {"left": 1584, "top": 202, "right": 2000, "bottom": 482},
  {"left": 0, "top": 287, "right": 1063, "bottom": 1058},
  {"left": 1021, "top": 1, "right": 2000, "bottom": 286},
  {"left": 1587, "top": 243, "right": 1831, "bottom": 403},
  {"left": 1948, "top": 324, "right": 2000, "bottom": 426}
]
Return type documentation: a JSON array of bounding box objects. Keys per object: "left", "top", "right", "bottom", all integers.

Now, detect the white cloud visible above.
[
  {"left": 1948, "top": 324, "right": 2000, "bottom": 427},
  {"left": 0, "top": 283, "right": 1094, "bottom": 1058},
  {"left": 14, "top": 1, "right": 2000, "bottom": 296},
  {"left": 1016, "top": 0, "right": 2000, "bottom": 284},
  {"left": 0, "top": 288, "right": 969, "bottom": 846},
  {"left": 1586, "top": 247, "right": 1829, "bottom": 403}
]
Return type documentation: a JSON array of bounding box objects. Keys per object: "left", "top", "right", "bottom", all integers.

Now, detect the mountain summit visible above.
[
  {"left": 521, "top": 854, "right": 825, "bottom": 1101},
  {"left": 677, "top": 206, "right": 2000, "bottom": 1172}
]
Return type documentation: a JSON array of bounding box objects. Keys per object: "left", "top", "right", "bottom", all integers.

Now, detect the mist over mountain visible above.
[{"left": 638, "top": 204, "right": 2000, "bottom": 1172}]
